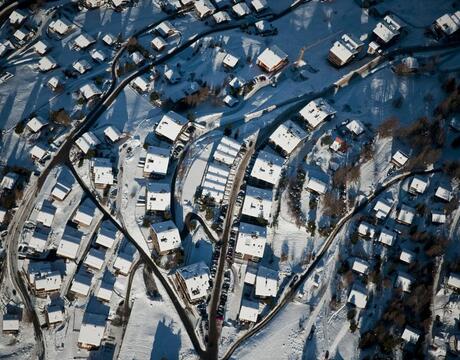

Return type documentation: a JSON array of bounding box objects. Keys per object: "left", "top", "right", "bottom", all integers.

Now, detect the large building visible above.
[
  {"left": 57, "top": 227, "right": 83, "bottom": 260},
  {"left": 235, "top": 222, "right": 267, "bottom": 261},
  {"left": 146, "top": 182, "right": 171, "bottom": 212},
  {"left": 250, "top": 150, "right": 284, "bottom": 186},
  {"left": 150, "top": 220, "right": 181, "bottom": 255},
  {"left": 176, "top": 262, "right": 210, "bottom": 303},
  {"left": 299, "top": 98, "right": 336, "bottom": 130},
  {"left": 255, "top": 266, "right": 278, "bottom": 298},
  {"left": 256, "top": 46, "right": 288, "bottom": 73},
  {"left": 92, "top": 158, "right": 114, "bottom": 189},
  {"left": 241, "top": 186, "right": 273, "bottom": 222},
  {"left": 269, "top": 120, "right": 307, "bottom": 156},
  {"left": 143, "top": 146, "right": 170, "bottom": 177},
  {"left": 154, "top": 111, "right": 188, "bottom": 142}
]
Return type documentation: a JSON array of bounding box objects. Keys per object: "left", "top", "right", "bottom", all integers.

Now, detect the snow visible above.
[
  {"left": 235, "top": 222, "right": 267, "bottom": 260},
  {"left": 241, "top": 186, "right": 273, "bottom": 221}
]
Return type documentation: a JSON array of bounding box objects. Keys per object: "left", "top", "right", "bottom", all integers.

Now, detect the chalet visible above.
[
  {"left": 146, "top": 182, "right": 171, "bottom": 212},
  {"left": 96, "top": 276, "right": 114, "bottom": 302},
  {"left": 347, "top": 283, "right": 368, "bottom": 308},
  {"left": 330, "top": 137, "right": 347, "bottom": 152},
  {"left": 113, "top": 250, "right": 134, "bottom": 275},
  {"left": 222, "top": 53, "right": 239, "bottom": 69},
  {"left": 378, "top": 228, "right": 396, "bottom": 247},
  {"left": 399, "top": 248, "right": 416, "bottom": 264},
  {"left": 79, "top": 83, "right": 102, "bottom": 101},
  {"left": 130, "top": 76, "right": 150, "bottom": 93},
  {"left": 84, "top": 248, "right": 106, "bottom": 270},
  {"left": 395, "top": 272, "right": 414, "bottom": 293},
  {"left": 102, "top": 33, "right": 117, "bottom": 46},
  {"left": 250, "top": 150, "right": 284, "bottom": 186},
  {"left": 213, "top": 11, "right": 231, "bottom": 24},
  {"left": 232, "top": 2, "right": 251, "bottom": 17},
  {"left": 71, "top": 270, "right": 93, "bottom": 297},
  {"left": 239, "top": 299, "right": 259, "bottom": 323},
  {"left": 150, "top": 220, "right": 181, "bottom": 255},
  {"left": 223, "top": 94, "right": 238, "bottom": 107},
  {"left": 46, "top": 304, "right": 64, "bottom": 325},
  {"left": 143, "top": 145, "right": 170, "bottom": 177},
  {"left": 33, "top": 41, "right": 49, "bottom": 55},
  {"left": 164, "top": 67, "right": 181, "bottom": 83},
  {"left": 28, "top": 227, "right": 49, "bottom": 252},
  {"left": 391, "top": 150, "right": 409, "bottom": 167},
  {"left": 13, "top": 28, "right": 31, "bottom": 43},
  {"left": 75, "top": 131, "right": 100, "bottom": 153},
  {"left": 73, "top": 59, "right": 92, "bottom": 74},
  {"left": 90, "top": 48, "right": 107, "bottom": 62},
  {"left": 357, "top": 222, "right": 376, "bottom": 239},
  {"left": 26, "top": 116, "right": 47, "bottom": 133},
  {"left": 431, "top": 209, "right": 447, "bottom": 224},
  {"left": 396, "top": 204, "right": 416, "bottom": 225},
  {"left": 95, "top": 223, "right": 118, "bottom": 249},
  {"left": 78, "top": 311, "right": 106, "bottom": 349},
  {"left": 242, "top": 186, "right": 273, "bottom": 222},
  {"left": 130, "top": 51, "right": 144, "bottom": 65},
  {"left": 151, "top": 36, "right": 167, "bottom": 51},
  {"left": 367, "top": 41, "right": 380, "bottom": 55},
  {"left": 104, "top": 126, "right": 122, "bottom": 143},
  {"left": 1, "top": 172, "right": 18, "bottom": 190},
  {"left": 155, "top": 21, "right": 176, "bottom": 38},
  {"left": 435, "top": 185, "right": 452, "bottom": 202},
  {"left": 155, "top": 111, "right": 188, "bottom": 142},
  {"left": 447, "top": 273, "right": 460, "bottom": 291},
  {"left": 432, "top": 11, "right": 460, "bottom": 38},
  {"left": 269, "top": 120, "right": 307, "bottom": 156},
  {"left": 229, "top": 77, "right": 245, "bottom": 91},
  {"left": 91, "top": 158, "right": 114, "bottom": 189},
  {"left": 251, "top": 0, "right": 268, "bottom": 13},
  {"left": 57, "top": 227, "right": 83, "bottom": 260},
  {"left": 305, "top": 175, "right": 327, "bottom": 195},
  {"left": 176, "top": 262, "right": 210, "bottom": 303},
  {"left": 255, "top": 266, "right": 278, "bottom": 298},
  {"left": 51, "top": 181, "right": 72, "bottom": 201},
  {"left": 73, "top": 33, "right": 96, "bottom": 50},
  {"left": 299, "top": 98, "right": 336, "bottom": 130},
  {"left": 346, "top": 119, "right": 365, "bottom": 136},
  {"left": 373, "top": 15, "right": 403, "bottom": 45},
  {"left": 34, "top": 270, "right": 62, "bottom": 295},
  {"left": 38, "top": 56, "right": 58, "bottom": 72},
  {"left": 352, "top": 258, "right": 369, "bottom": 275},
  {"left": 408, "top": 176, "right": 428, "bottom": 195},
  {"left": 401, "top": 327, "right": 420, "bottom": 344},
  {"left": 328, "top": 34, "right": 363, "bottom": 67},
  {"left": 48, "top": 19, "right": 73, "bottom": 36},
  {"left": 2, "top": 314, "right": 19, "bottom": 333},
  {"left": 30, "top": 144, "right": 47, "bottom": 161},
  {"left": 47, "top": 76, "right": 62, "bottom": 91},
  {"left": 373, "top": 198, "right": 393, "bottom": 219},
  {"left": 194, "top": 0, "right": 215, "bottom": 19},
  {"left": 36, "top": 200, "right": 56, "bottom": 227},
  {"left": 254, "top": 20, "right": 275, "bottom": 36},
  {"left": 256, "top": 46, "right": 288, "bottom": 73},
  {"left": 73, "top": 201, "right": 96, "bottom": 227},
  {"left": 9, "top": 9, "right": 27, "bottom": 25},
  {"left": 235, "top": 222, "right": 267, "bottom": 261}
]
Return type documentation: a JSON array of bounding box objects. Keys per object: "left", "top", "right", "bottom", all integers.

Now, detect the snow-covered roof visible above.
[
  {"left": 46, "top": 305, "right": 64, "bottom": 324},
  {"left": 73, "top": 202, "right": 96, "bottom": 227},
  {"left": 75, "top": 131, "right": 100, "bottom": 154},
  {"left": 244, "top": 266, "right": 257, "bottom": 285},
  {"left": 232, "top": 2, "right": 251, "bottom": 17},
  {"left": 213, "top": 136, "right": 242, "bottom": 166},
  {"left": 177, "top": 262, "right": 210, "bottom": 302},
  {"left": 250, "top": 150, "right": 284, "bottom": 186},
  {"left": 73, "top": 33, "right": 95, "bottom": 49},
  {"left": 113, "top": 251, "right": 134, "bottom": 275},
  {"left": 144, "top": 146, "right": 170, "bottom": 177},
  {"left": 84, "top": 248, "right": 106, "bottom": 270},
  {"left": 2, "top": 314, "right": 19, "bottom": 331},
  {"left": 235, "top": 222, "right": 267, "bottom": 259},
  {"left": 432, "top": 209, "right": 446, "bottom": 224},
  {"left": 434, "top": 11, "right": 460, "bottom": 36},
  {"left": 352, "top": 258, "right": 369, "bottom": 275},
  {"left": 400, "top": 248, "right": 415, "bottom": 264},
  {"left": 95, "top": 223, "right": 118, "bottom": 248},
  {"left": 401, "top": 327, "right": 420, "bottom": 344},
  {"left": 397, "top": 204, "right": 415, "bottom": 225},
  {"left": 435, "top": 185, "right": 452, "bottom": 202},
  {"left": 256, "top": 45, "right": 288, "bottom": 72},
  {"left": 213, "top": 11, "right": 231, "bottom": 24},
  {"left": 1, "top": 172, "right": 18, "bottom": 190},
  {"left": 373, "top": 15, "right": 401, "bottom": 43},
  {"left": 151, "top": 36, "right": 167, "bottom": 51},
  {"left": 305, "top": 175, "right": 327, "bottom": 195},
  {"left": 255, "top": 266, "right": 278, "bottom": 298},
  {"left": 102, "top": 33, "right": 117, "bottom": 46},
  {"left": 73, "top": 59, "right": 92, "bottom": 74},
  {"left": 447, "top": 273, "right": 460, "bottom": 290},
  {"left": 49, "top": 19, "right": 72, "bottom": 36},
  {"left": 36, "top": 200, "right": 56, "bottom": 227},
  {"left": 26, "top": 116, "right": 47, "bottom": 133},
  {"left": 47, "top": 76, "right": 62, "bottom": 90},
  {"left": 92, "top": 158, "right": 114, "bottom": 187},
  {"left": 71, "top": 271, "right": 92, "bottom": 296},
  {"left": 223, "top": 53, "right": 239, "bottom": 68},
  {"left": 38, "top": 56, "right": 57, "bottom": 72},
  {"left": 104, "top": 125, "right": 122, "bottom": 142},
  {"left": 30, "top": 144, "right": 47, "bottom": 160},
  {"left": 194, "top": 0, "right": 215, "bottom": 19},
  {"left": 392, "top": 150, "right": 409, "bottom": 167},
  {"left": 90, "top": 48, "right": 107, "bottom": 62},
  {"left": 79, "top": 83, "right": 102, "bottom": 100},
  {"left": 13, "top": 28, "right": 28, "bottom": 42},
  {"left": 57, "top": 227, "right": 83, "bottom": 259},
  {"left": 201, "top": 162, "right": 230, "bottom": 202},
  {"left": 378, "top": 228, "right": 396, "bottom": 246},
  {"left": 242, "top": 186, "right": 273, "bottom": 221},
  {"left": 131, "top": 76, "right": 150, "bottom": 92},
  {"left": 251, "top": 0, "right": 267, "bottom": 12},
  {"left": 347, "top": 284, "right": 368, "bottom": 308},
  {"left": 29, "top": 228, "right": 48, "bottom": 252},
  {"left": 51, "top": 182, "right": 72, "bottom": 201},
  {"left": 96, "top": 280, "right": 113, "bottom": 302},
  {"left": 9, "top": 9, "right": 27, "bottom": 25},
  {"left": 346, "top": 119, "right": 364, "bottom": 135},
  {"left": 373, "top": 198, "right": 393, "bottom": 219},
  {"left": 155, "top": 111, "right": 188, "bottom": 142},
  {"left": 35, "top": 270, "right": 61, "bottom": 292},
  {"left": 223, "top": 94, "right": 238, "bottom": 107},
  {"left": 33, "top": 41, "right": 49, "bottom": 55},
  {"left": 78, "top": 312, "right": 106, "bottom": 347},
  {"left": 146, "top": 182, "right": 171, "bottom": 212},
  {"left": 269, "top": 120, "right": 307, "bottom": 155},
  {"left": 396, "top": 272, "right": 414, "bottom": 292},
  {"left": 150, "top": 220, "right": 181, "bottom": 253},
  {"left": 229, "top": 76, "right": 245, "bottom": 89},
  {"left": 409, "top": 176, "right": 428, "bottom": 194},
  {"left": 239, "top": 299, "right": 259, "bottom": 322},
  {"left": 358, "top": 222, "right": 376, "bottom": 239},
  {"left": 299, "top": 98, "right": 336, "bottom": 129},
  {"left": 155, "top": 21, "right": 176, "bottom": 38},
  {"left": 0, "top": 208, "right": 7, "bottom": 224}
]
